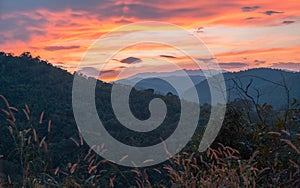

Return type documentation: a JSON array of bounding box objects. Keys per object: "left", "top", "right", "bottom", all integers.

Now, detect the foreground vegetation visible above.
[{"left": 0, "top": 95, "right": 299, "bottom": 187}]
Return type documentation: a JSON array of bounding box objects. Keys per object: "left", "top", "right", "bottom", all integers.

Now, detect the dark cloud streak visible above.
[
  {"left": 262, "top": 10, "right": 284, "bottom": 16},
  {"left": 282, "top": 20, "right": 295, "bottom": 24},
  {"left": 44, "top": 45, "right": 80, "bottom": 51},
  {"left": 241, "top": 6, "right": 260, "bottom": 12},
  {"left": 120, "top": 57, "right": 142, "bottom": 64},
  {"left": 245, "top": 17, "right": 259, "bottom": 20},
  {"left": 160, "top": 55, "right": 177, "bottom": 59},
  {"left": 254, "top": 59, "right": 266, "bottom": 65}
]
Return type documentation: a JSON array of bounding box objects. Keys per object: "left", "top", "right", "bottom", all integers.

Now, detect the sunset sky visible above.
[{"left": 0, "top": 0, "right": 299, "bottom": 81}]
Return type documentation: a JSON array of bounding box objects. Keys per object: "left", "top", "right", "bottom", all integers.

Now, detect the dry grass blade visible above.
[
  {"left": 143, "top": 169, "right": 150, "bottom": 185},
  {"left": 79, "top": 133, "right": 83, "bottom": 146},
  {"left": 109, "top": 175, "right": 116, "bottom": 188},
  {"left": 119, "top": 155, "right": 128, "bottom": 162},
  {"left": 54, "top": 167, "right": 60, "bottom": 175},
  {"left": 143, "top": 159, "right": 154, "bottom": 164},
  {"left": 250, "top": 151, "right": 259, "bottom": 162},
  {"left": 27, "top": 136, "right": 31, "bottom": 145},
  {"left": 6, "top": 118, "right": 15, "bottom": 127},
  {"left": 25, "top": 104, "right": 30, "bottom": 113},
  {"left": 152, "top": 168, "right": 162, "bottom": 174},
  {"left": 131, "top": 169, "right": 142, "bottom": 177},
  {"left": 7, "top": 175, "right": 11, "bottom": 185},
  {"left": 8, "top": 126, "right": 13, "bottom": 135},
  {"left": 22, "top": 108, "right": 30, "bottom": 121},
  {"left": 88, "top": 154, "right": 95, "bottom": 163},
  {"left": 225, "top": 146, "right": 239, "bottom": 154},
  {"left": 39, "top": 136, "right": 46, "bottom": 147},
  {"left": 281, "top": 130, "right": 291, "bottom": 136},
  {"left": 70, "top": 163, "right": 78, "bottom": 174},
  {"left": 0, "top": 94, "right": 10, "bottom": 107},
  {"left": 268, "top": 131, "right": 281, "bottom": 136},
  {"left": 161, "top": 139, "right": 172, "bottom": 158},
  {"left": 89, "top": 159, "right": 95, "bottom": 169},
  {"left": 48, "top": 120, "right": 51, "bottom": 132},
  {"left": 1, "top": 108, "right": 10, "bottom": 116},
  {"left": 88, "top": 145, "right": 96, "bottom": 155},
  {"left": 8, "top": 106, "right": 18, "bottom": 112},
  {"left": 39, "top": 111, "right": 44, "bottom": 124},
  {"left": 70, "top": 137, "right": 79, "bottom": 147},
  {"left": 24, "top": 128, "right": 31, "bottom": 134},
  {"left": 135, "top": 178, "right": 143, "bottom": 188},
  {"left": 43, "top": 142, "right": 48, "bottom": 153},
  {"left": 280, "top": 139, "right": 300, "bottom": 154},
  {"left": 88, "top": 165, "right": 98, "bottom": 174},
  {"left": 33, "top": 128, "right": 38, "bottom": 142}
]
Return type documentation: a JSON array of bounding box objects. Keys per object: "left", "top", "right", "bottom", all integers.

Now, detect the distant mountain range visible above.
[
  {"left": 114, "top": 69, "right": 225, "bottom": 95},
  {"left": 115, "top": 68, "right": 300, "bottom": 108}
]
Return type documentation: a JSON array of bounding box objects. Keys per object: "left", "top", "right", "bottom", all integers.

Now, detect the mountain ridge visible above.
[{"left": 113, "top": 67, "right": 300, "bottom": 108}]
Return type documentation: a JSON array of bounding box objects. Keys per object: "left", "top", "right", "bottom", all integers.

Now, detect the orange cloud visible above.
[{"left": 0, "top": 0, "right": 299, "bottom": 81}]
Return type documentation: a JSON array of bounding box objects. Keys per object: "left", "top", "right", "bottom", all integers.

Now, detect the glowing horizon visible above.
[{"left": 0, "top": 0, "right": 299, "bottom": 81}]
